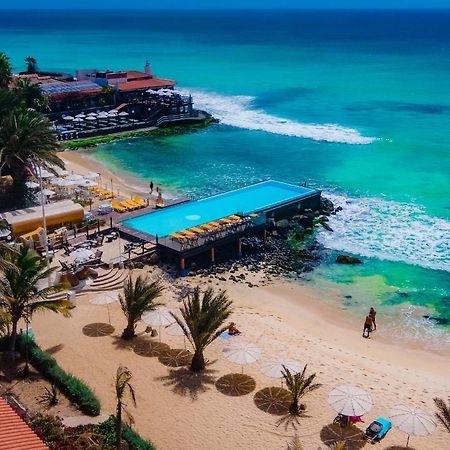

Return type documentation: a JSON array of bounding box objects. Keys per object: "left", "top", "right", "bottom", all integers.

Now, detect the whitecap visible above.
[
  {"left": 181, "top": 88, "right": 375, "bottom": 145},
  {"left": 318, "top": 193, "right": 450, "bottom": 272}
]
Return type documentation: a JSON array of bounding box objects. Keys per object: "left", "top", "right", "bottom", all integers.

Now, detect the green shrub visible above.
[
  {"left": 12, "top": 335, "right": 101, "bottom": 416},
  {"left": 96, "top": 416, "right": 156, "bottom": 450}
]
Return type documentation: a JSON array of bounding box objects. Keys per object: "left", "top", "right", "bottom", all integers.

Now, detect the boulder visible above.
[
  {"left": 147, "top": 253, "right": 160, "bottom": 265},
  {"left": 336, "top": 255, "right": 362, "bottom": 265}
]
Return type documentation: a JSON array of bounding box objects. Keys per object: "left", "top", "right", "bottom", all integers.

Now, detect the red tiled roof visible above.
[
  {"left": 125, "top": 70, "right": 152, "bottom": 80},
  {"left": 118, "top": 78, "right": 176, "bottom": 92},
  {"left": 0, "top": 397, "right": 49, "bottom": 450}
]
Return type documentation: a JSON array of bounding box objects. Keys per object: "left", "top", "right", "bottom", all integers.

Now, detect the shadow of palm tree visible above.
[
  {"left": 384, "top": 447, "right": 418, "bottom": 450},
  {"left": 44, "top": 344, "right": 64, "bottom": 355},
  {"left": 82, "top": 322, "right": 114, "bottom": 337},
  {"left": 275, "top": 412, "right": 311, "bottom": 430},
  {"left": 156, "top": 367, "right": 217, "bottom": 400},
  {"left": 110, "top": 335, "right": 137, "bottom": 352},
  {"left": 215, "top": 373, "right": 256, "bottom": 397},
  {"left": 254, "top": 386, "right": 291, "bottom": 416},
  {"left": 158, "top": 349, "right": 192, "bottom": 367},
  {"left": 320, "top": 423, "right": 367, "bottom": 450}
]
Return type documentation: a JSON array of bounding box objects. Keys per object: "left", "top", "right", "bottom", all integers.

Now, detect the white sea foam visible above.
[
  {"left": 317, "top": 193, "right": 450, "bottom": 272},
  {"left": 182, "top": 88, "right": 375, "bottom": 145}
]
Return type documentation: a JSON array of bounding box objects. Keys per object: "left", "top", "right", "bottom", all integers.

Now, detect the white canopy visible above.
[
  {"left": 84, "top": 171, "right": 100, "bottom": 179},
  {"left": 25, "top": 181, "right": 40, "bottom": 189},
  {"left": 223, "top": 342, "right": 262, "bottom": 366},
  {"left": 142, "top": 307, "right": 175, "bottom": 327},
  {"left": 390, "top": 405, "right": 436, "bottom": 437},
  {"left": 75, "top": 113, "right": 86, "bottom": 118},
  {"left": 328, "top": 385, "right": 374, "bottom": 416},
  {"left": 78, "top": 179, "right": 98, "bottom": 187},
  {"left": 260, "top": 358, "right": 302, "bottom": 379}
]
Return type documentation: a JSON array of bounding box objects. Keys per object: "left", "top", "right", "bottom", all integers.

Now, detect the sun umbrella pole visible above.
[
  {"left": 106, "top": 302, "right": 111, "bottom": 325},
  {"left": 406, "top": 435, "right": 410, "bottom": 447},
  {"left": 38, "top": 165, "right": 50, "bottom": 286}
]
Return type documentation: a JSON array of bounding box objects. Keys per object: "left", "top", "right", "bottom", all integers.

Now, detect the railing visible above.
[{"left": 156, "top": 113, "right": 193, "bottom": 126}]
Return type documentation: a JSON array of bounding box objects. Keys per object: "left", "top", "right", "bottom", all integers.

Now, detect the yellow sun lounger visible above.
[
  {"left": 112, "top": 200, "right": 127, "bottom": 213},
  {"left": 170, "top": 233, "right": 187, "bottom": 241},
  {"left": 190, "top": 227, "right": 207, "bottom": 234},
  {"left": 121, "top": 201, "right": 138, "bottom": 211},
  {"left": 209, "top": 221, "right": 222, "bottom": 227},
  {"left": 229, "top": 215, "right": 241, "bottom": 220},
  {"left": 180, "top": 230, "right": 197, "bottom": 238},
  {"left": 133, "top": 195, "right": 146, "bottom": 207},
  {"left": 201, "top": 223, "right": 218, "bottom": 231}
]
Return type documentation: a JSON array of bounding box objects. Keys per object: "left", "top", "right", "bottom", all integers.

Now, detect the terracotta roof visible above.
[
  {"left": 118, "top": 78, "right": 176, "bottom": 92},
  {"left": 0, "top": 397, "right": 49, "bottom": 450},
  {"left": 126, "top": 70, "right": 152, "bottom": 80}
]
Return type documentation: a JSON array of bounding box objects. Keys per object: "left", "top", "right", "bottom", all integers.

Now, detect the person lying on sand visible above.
[{"left": 228, "top": 322, "right": 241, "bottom": 336}]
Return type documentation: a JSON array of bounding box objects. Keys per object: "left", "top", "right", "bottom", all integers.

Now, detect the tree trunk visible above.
[
  {"left": 121, "top": 321, "right": 135, "bottom": 340},
  {"left": 190, "top": 349, "right": 205, "bottom": 372},
  {"left": 116, "top": 400, "right": 122, "bottom": 450},
  {"left": 8, "top": 320, "right": 18, "bottom": 363},
  {"left": 289, "top": 398, "right": 299, "bottom": 416}
]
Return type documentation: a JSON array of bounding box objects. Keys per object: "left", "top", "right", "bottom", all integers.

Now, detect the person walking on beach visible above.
[
  {"left": 150, "top": 180, "right": 154, "bottom": 195},
  {"left": 362, "top": 314, "right": 374, "bottom": 338},
  {"left": 369, "top": 307, "right": 377, "bottom": 331}
]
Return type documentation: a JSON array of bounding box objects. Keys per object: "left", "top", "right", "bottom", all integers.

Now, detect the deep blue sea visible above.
[{"left": 1, "top": 9, "right": 449, "bottom": 343}]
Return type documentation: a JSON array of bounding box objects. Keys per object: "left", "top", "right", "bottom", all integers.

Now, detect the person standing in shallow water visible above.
[
  {"left": 369, "top": 307, "right": 377, "bottom": 330},
  {"left": 149, "top": 180, "right": 154, "bottom": 195}
]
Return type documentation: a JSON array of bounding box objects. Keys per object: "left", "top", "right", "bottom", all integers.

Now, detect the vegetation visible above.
[
  {"left": 0, "top": 245, "right": 71, "bottom": 363},
  {"left": 287, "top": 435, "right": 303, "bottom": 450},
  {"left": 63, "top": 120, "right": 216, "bottom": 149},
  {"left": 29, "top": 414, "right": 155, "bottom": 450},
  {"left": 119, "top": 275, "right": 164, "bottom": 339},
  {"left": 282, "top": 365, "right": 321, "bottom": 416},
  {"left": 13, "top": 77, "right": 47, "bottom": 110},
  {"left": 25, "top": 56, "right": 38, "bottom": 73},
  {"left": 0, "top": 51, "right": 12, "bottom": 88},
  {"left": 434, "top": 396, "right": 450, "bottom": 433},
  {"left": 115, "top": 365, "right": 137, "bottom": 450},
  {"left": 37, "top": 383, "right": 60, "bottom": 407},
  {"left": 171, "top": 287, "right": 233, "bottom": 372}
]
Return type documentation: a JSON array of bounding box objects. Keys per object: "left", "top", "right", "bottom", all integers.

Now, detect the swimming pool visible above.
[{"left": 122, "top": 180, "right": 317, "bottom": 238}]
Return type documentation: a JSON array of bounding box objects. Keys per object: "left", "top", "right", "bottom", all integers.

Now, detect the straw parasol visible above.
[
  {"left": 389, "top": 405, "right": 436, "bottom": 447},
  {"left": 223, "top": 341, "right": 261, "bottom": 373},
  {"left": 328, "top": 384, "right": 374, "bottom": 417},
  {"left": 90, "top": 292, "right": 118, "bottom": 325},
  {"left": 142, "top": 307, "right": 175, "bottom": 341}
]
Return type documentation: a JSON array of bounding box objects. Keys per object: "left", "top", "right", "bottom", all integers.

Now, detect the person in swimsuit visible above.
[
  {"left": 369, "top": 307, "right": 377, "bottom": 330},
  {"left": 363, "top": 315, "right": 374, "bottom": 338},
  {"left": 228, "top": 322, "right": 241, "bottom": 335}
]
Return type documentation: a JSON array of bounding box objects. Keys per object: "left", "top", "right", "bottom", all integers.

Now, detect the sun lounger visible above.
[
  {"left": 229, "top": 215, "right": 242, "bottom": 220},
  {"left": 112, "top": 200, "right": 127, "bottom": 213},
  {"left": 180, "top": 230, "right": 197, "bottom": 238},
  {"left": 190, "top": 227, "right": 207, "bottom": 234},
  {"left": 133, "top": 195, "right": 146, "bottom": 207},
  {"left": 201, "top": 223, "right": 219, "bottom": 231},
  {"left": 120, "top": 201, "right": 137, "bottom": 211}
]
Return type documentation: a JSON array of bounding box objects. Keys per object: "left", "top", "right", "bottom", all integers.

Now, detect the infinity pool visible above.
[{"left": 122, "top": 180, "right": 316, "bottom": 238}]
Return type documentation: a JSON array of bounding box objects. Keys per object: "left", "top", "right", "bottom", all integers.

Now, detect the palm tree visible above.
[
  {"left": 0, "top": 244, "right": 71, "bottom": 362},
  {"left": 0, "top": 52, "right": 12, "bottom": 89},
  {"left": 115, "top": 365, "right": 136, "bottom": 450},
  {"left": 0, "top": 110, "right": 63, "bottom": 208},
  {"left": 119, "top": 275, "right": 164, "bottom": 340},
  {"left": 282, "top": 365, "right": 321, "bottom": 416},
  {"left": 434, "top": 396, "right": 450, "bottom": 433},
  {"left": 171, "top": 287, "right": 233, "bottom": 372},
  {"left": 24, "top": 56, "right": 37, "bottom": 74},
  {"left": 0, "top": 89, "right": 21, "bottom": 119},
  {"left": 13, "top": 78, "right": 46, "bottom": 110}
]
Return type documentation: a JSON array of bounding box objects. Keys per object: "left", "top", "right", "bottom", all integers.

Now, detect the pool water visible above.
[{"left": 122, "top": 180, "right": 316, "bottom": 237}]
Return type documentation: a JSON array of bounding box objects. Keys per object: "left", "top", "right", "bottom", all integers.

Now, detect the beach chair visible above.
[
  {"left": 112, "top": 200, "right": 127, "bottom": 213},
  {"left": 133, "top": 195, "right": 146, "bottom": 207},
  {"left": 170, "top": 233, "right": 188, "bottom": 249},
  {"left": 121, "top": 200, "right": 138, "bottom": 211}
]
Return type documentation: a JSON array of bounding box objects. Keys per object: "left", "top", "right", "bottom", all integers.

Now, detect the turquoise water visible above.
[
  {"left": 1, "top": 10, "right": 449, "bottom": 339},
  {"left": 123, "top": 180, "right": 314, "bottom": 237}
]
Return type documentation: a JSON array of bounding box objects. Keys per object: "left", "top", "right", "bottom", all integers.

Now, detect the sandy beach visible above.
[{"left": 35, "top": 149, "right": 450, "bottom": 449}]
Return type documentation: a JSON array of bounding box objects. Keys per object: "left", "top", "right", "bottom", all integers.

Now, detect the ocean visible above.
[{"left": 1, "top": 9, "right": 449, "bottom": 343}]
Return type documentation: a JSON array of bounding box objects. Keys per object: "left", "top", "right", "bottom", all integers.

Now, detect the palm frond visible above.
[{"left": 434, "top": 397, "right": 450, "bottom": 433}]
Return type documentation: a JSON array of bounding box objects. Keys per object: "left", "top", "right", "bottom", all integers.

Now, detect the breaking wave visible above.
[
  {"left": 184, "top": 89, "right": 375, "bottom": 145},
  {"left": 317, "top": 193, "right": 450, "bottom": 272}
]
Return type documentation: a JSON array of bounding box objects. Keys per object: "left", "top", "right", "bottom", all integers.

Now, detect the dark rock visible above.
[
  {"left": 147, "top": 253, "right": 160, "bottom": 265},
  {"left": 336, "top": 255, "right": 363, "bottom": 265}
]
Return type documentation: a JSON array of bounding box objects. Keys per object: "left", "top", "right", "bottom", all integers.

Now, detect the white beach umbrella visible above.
[
  {"left": 165, "top": 321, "right": 188, "bottom": 349},
  {"left": 90, "top": 292, "right": 118, "bottom": 324},
  {"left": 85, "top": 115, "right": 96, "bottom": 121},
  {"left": 118, "top": 111, "right": 129, "bottom": 117},
  {"left": 73, "top": 117, "right": 84, "bottom": 123},
  {"left": 76, "top": 113, "right": 86, "bottom": 118},
  {"left": 70, "top": 248, "right": 93, "bottom": 262},
  {"left": 0, "top": 228, "right": 11, "bottom": 239},
  {"left": 42, "top": 188, "right": 55, "bottom": 197},
  {"left": 39, "top": 169, "right": 54, "bottom": 179},
  {"left": 98, "top": 111, "right": 109, "bottom": 118},
  {"left": 84, "top": 171, "right": 100, "bottom": 179},
  {"left": 59, "top": 178, "right": 78, "bottom": 187},
  {"left": 26, "top": 181, "right": 40, "bottom": 189},
  {"left": 54, "top": 167, "right": 69, "bottom": 177},
  {"left": 260, "top": 358, "right": 302, "bottom": 379},
  {"left": 328, "top": 384, "right": 374, "bottom": 417},
  {"left": 66, "top": 174, "right": 84, "bottom": 181},
  {"left": 223, "top": 341, "right": 262, "bottom": 373},
  {"left": 50, "top": 177, "right": 66, "bottom": 186},
  {"left": 389, "top": 405, "right": 436, "bottom": 447},
  {"left": 87, "top": 112, "right": 97, "bottom": 117},
  {"left": 108, "top": 110, "right": 118, "bottom": 116},
  {"left": 142, "top": 307, "right": 176, "bottom": 341},
  {"left": 78, "top": 179, "right": 98, "bottom": 188},
  {"left": 63, "top": 115, "right": 74, "bottom": 121}
]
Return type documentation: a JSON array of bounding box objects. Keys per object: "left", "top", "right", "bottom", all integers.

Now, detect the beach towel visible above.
[{"left": 219, "top": 331, "right": 237, "bottom": 340}]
